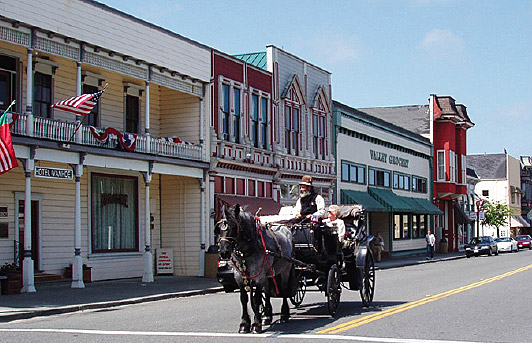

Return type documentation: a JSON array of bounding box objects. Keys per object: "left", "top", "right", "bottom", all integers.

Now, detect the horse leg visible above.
[
  {"left": 250, "top": 286, "right": 262, "bottom": 334},
  {"left": 280, "top": 297, "right": 290, "bottom": 323},
  {"left": 262, "top": 282, "right": 273, "bottom": 326},
  {"left": 239, "top": 288, "right": 251, "bottom": 333}
]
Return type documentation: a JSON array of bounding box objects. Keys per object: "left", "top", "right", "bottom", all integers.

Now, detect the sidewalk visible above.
[{"left": 0, "top": 252, "right": 465, "bottom": 322}]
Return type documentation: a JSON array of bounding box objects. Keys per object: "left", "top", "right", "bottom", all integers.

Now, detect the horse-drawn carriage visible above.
[{"left": 215, "top": 203, "right": 375, "bottom": 333}]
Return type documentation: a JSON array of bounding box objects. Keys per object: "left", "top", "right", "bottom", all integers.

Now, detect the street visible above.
[{"left": 1, "top": 250, "right": 532, "bottom": 343}]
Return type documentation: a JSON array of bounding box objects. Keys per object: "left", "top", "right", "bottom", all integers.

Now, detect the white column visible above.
[
  {"left": 199, "top": 178, "right": 206, "bottom": 277},
  {"left": 142, "top": 172, "right": 154, "bottom": 282},
  {"left": 75, "top": 62, "right": 82, "bottom": 143},
  {"left": 144, "top": 80, "right": 150, "bottom": 153},
  {"left": 71, "top": 164, "right": 84, "bottom": 288},
  {"left": 22, "top": 160, "right": 36, "bottom": 293},
  {"left": 25, "top": 49, "right": 33, "bottom": 137}
]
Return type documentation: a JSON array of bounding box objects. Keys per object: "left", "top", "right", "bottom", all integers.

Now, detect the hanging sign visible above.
[{"left": 34, "top": 166, "right": 73, "bottom": 180}]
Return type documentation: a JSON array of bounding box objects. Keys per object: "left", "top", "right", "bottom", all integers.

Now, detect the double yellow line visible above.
[{"left": 319, "top": 263, "right": 532, "bottom": 334}]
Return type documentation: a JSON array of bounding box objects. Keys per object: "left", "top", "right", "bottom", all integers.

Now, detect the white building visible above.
[
  {"left": 467, "top": 153, "right": 529, "bottom": 237},
  {"left": 0, "top": 0, "right": 211, "bottom": 291}
]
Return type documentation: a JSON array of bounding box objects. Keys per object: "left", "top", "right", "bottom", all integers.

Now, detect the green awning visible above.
[
  {"left": 340, "top": 189, "right": 387, "bottom": 212},
  {"left": 410, "top": 197, "right": 444, "bottom": 215},
  {"left": 368, "top": 187, "right": 413, "bottom": 212}
]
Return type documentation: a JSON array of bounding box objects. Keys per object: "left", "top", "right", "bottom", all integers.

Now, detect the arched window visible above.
[{"left": 284, "top": 87, "right": 302, "bottom": 155}]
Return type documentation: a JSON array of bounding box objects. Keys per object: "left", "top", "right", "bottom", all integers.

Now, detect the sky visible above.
[{"left": 99, "top": 0, "right": 532, "bottom": 158}]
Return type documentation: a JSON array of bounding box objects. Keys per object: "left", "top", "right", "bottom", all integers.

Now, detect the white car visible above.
[{"left": 495, "top": 237, "right": 519, "bottom": 253}]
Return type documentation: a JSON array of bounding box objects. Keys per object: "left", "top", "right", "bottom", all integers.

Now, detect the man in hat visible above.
[{"left": 293, "top": 175, "right": 326, "bottom": 221}]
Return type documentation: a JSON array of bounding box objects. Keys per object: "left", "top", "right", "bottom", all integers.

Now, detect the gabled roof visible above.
[
  {"left": 357, "top": 105, "right": 430, "bottom": 136},
  {"left": 467, "top": 154, "right": 507, "bottom": 179},
  {"left": 311, "top": 85, "right": 330, "bottom": 113},
  {"left": 233, "top": 52, "right": 267, "bottom": 70}
]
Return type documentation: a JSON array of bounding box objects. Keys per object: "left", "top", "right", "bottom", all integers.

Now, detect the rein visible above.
[{"left": 230, "top": 217, "right": 280, "bottom": 294}]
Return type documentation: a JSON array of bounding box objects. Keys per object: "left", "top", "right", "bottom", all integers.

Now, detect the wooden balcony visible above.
[{"left": 11, "top": 114, "right": 203, "bottom": 161}]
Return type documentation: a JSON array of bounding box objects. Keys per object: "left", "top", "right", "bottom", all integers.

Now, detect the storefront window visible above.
[{"left": 91, "top": 174, "right": 138, "bottom": 252}]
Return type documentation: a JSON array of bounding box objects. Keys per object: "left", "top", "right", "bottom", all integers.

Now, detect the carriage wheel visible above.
[
  {"left": 360, "top": 248, "right": 375, "bottom": 307},
  {"left": 290, "top": 274, "right": 306, "bottom": 307},
  {"left": 327, "top": 264, "right": 341, "bottom": 317}
]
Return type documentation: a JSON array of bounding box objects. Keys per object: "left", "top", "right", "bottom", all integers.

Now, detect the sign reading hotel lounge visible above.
[
  {"left": 370, "top": 150, "right": 409, "bottom": 168},
  {"left": 34, "top": 166, "right": 73, "bottom": 180}
]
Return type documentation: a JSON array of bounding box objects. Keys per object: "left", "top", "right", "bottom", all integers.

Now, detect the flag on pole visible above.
[
  {"left": 51, "top": 84, "right": 107, "bottom": 116},
  {"left": 0, "top": 100, "right": 18, "bottom": 175}
]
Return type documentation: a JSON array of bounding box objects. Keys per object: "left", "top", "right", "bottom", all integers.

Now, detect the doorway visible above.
[{"left": 17, "top": 199, "right": 40, "bottom": 271}]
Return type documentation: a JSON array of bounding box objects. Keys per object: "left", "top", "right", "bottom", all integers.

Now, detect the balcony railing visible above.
[{"left": 12, "top": 114, "right": 202, "bottom": 161}]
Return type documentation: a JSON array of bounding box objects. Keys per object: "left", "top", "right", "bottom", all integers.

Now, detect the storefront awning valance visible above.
[
  {"left": 340, "top": 189, "right": 387, "bottom": 212},
  {"left": 215, "top": 194, "right": 282, "bottom": 218},
  {"left": 510, "top": 215, "right": 530, "bottom": 228},
  {"left": 368, "top": 187, "right": 414, "bottom": 213},
  {"left": 409, "top": 197, "right": 444, "bottom": 215},
  {"left": 454, "top": 202, "right": 472, "bottom": 224}
]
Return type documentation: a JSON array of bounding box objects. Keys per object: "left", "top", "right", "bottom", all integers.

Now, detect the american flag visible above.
[
  {"left": 51, "top": 85, "right": 107, "bottom": 116},
  {"left": 0, "top": 100, "right": 18, "bottom": 175}
]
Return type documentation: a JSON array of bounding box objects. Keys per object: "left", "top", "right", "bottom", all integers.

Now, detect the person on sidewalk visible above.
[
  {"left": 426, "top": 229, "right": 436, "bottom": 259},
  {"left": 372, "top": 232, "right": 385, "bottom": 262}
]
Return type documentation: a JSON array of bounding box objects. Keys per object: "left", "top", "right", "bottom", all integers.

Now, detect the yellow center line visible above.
[{"left": 318, "top": 263, "right": 532, "bottom": 334}]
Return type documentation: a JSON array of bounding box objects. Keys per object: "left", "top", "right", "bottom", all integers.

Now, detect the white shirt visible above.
[
  {"left": 293, "top": 194, "right": 326, "bottom": 218},
  {"left": 323, "top": 218, "right": 346, "bottom": 242}
]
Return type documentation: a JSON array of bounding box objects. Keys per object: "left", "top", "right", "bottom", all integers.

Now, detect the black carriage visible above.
[{"left": 273, "top": 204, "right": 375, "bottom": 316}]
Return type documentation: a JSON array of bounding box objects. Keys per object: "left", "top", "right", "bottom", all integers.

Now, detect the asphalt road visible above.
[{"left": 1, "top": 249, "right": 531, "bottom": 343}]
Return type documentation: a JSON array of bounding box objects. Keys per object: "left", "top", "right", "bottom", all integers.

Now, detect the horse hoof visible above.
[
  {"left": 262, "top": 317, "right": 272, "bottom": 326},
  {"left": 239, "top": 323, "right": 250, "bottom": 334},
  {"left": 251, "top": 323, "right": 262, "bottom": 334},
  {"left": 280, "top": 316, "right": 289, "bottom": 323}
]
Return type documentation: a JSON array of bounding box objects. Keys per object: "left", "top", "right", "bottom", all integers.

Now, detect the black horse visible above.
[{"left": 216, "top": 205, "right": 295, "bottom": 333}]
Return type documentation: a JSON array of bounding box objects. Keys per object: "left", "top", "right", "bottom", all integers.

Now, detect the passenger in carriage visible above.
[
  {"left": 323, "top": 204, "right": 346, "bottom": 243},
  {"left": 293, "top": 175, "right": 326, "bottom": 222}
]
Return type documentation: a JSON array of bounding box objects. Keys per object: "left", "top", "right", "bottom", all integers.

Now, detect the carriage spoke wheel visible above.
[
  {"left": 290, "top": 274, "right": 306, "bottom": 307},
  {"left": 327, "top": 264, "right": 341, "bottom": 317},
  {"left": 360, "top": 248, "right": 375, "bottom": 307}
]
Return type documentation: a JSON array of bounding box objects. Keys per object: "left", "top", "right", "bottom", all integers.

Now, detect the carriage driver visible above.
[{"left": 293, "top": 175, "right": 326, "bottom": 221}]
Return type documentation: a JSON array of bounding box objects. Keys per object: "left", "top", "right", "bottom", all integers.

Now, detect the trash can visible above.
[
  {"left": 439, "top": 238, "right": 448, "bottom": 254},
  {"left": 204, "top": 245, "right": 219, "bottom": 278}
]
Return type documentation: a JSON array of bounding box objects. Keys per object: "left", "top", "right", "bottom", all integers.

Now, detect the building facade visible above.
[
  {"left": 520, "top": 156, "right": 532, "bottom": 234},
  {"left": 360, "top": 94, "right": 474, "bottom": 251},
  {"left": 210, "top": 50, "right": 280, "bottom": 231},
  {"left": 333, "top": 101, "right": 441, "bottom": 256},
  {"left": 468, "top": 153, "right": 529, "bottom": 237},
  {"left": 0, "top": 0, "right": 212, "bottom": 291}
]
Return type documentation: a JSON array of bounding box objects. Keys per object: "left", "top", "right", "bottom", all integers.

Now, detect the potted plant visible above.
[
  {"left": 64, "top": 264, "right": 92, "bottom": 283},
  {"left": 0, "top": 262, "right": 22, "bottom": 295}
]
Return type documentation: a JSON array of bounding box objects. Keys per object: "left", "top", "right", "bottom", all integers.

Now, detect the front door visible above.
[{"left": 18, "top": 200, "right": 40, "bottom": 271}]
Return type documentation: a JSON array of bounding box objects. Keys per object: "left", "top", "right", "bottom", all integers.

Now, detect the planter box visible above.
[
  {"left": 64, "top": 267, "right": 92, "bottom": 283},
  {"left": 1, "top": 273, "right": 22, "bottom": 295}
]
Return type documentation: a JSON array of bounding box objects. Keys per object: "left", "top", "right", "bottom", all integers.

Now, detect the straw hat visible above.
[{"left": 299, "top": 175, "right": 313, "bottom": 186}]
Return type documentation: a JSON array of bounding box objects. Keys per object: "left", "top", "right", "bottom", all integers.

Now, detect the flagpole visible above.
[
  {"left": 1, "top": 100, "right": 16, "bottom": 116},
  {"left": 66, "top": 114, "right": 89, "bottom": 144}
]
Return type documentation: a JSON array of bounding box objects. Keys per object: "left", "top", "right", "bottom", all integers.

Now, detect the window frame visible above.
[
  {"left": 341, "top": 160, "right": 366, "bottom": 184},
  {"left": 437, "top": 150, "right": 446, "bottom": 181},
  {"left": 368, "top": 167, "right": 391, "bottom": 188},
  {"left": 393, "top": 172, "right": 411, "bottom": 191},
  {"left": 125, "top": 94, "right": 140, "bottom": 134},
  {"left": 33, "top": 71, "right": 52, "bottom": 118}
]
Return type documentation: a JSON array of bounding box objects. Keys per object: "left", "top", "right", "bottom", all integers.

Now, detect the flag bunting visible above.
[{"left": 90, "top": 126, "right": 137, "bottom": 152}]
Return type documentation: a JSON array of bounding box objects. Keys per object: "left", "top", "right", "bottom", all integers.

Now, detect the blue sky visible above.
[{"left": 100, "top": 0, "right": 532, "bottom": 158}]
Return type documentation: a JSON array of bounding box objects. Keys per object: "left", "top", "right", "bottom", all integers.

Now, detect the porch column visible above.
[
  {"left": 199, "top": 177, "right": 206, "bottom": 277},
  {"left": 25, "top": 48, "right": 33, "bottom": 137},
  {"left": 22, "top": 159, "right": 36, "bottom": 293},
  {"left": 75, "top": 62, "right": 82, "bottom": 144},
  {"left": 71, "top": 164, "right": 84, "bottom": 288},
  {"left": 144, "top": 79, "right": 150, "bottom": 153},
  {"left": 200, "top": 93, "right": 205, "bottom": 161},
  {"left": 142, "top": 170, "right": 154, "bottom": 282}
]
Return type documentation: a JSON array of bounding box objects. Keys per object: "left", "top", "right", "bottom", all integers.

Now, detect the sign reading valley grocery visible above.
[
  {"left": 34, "top": 166, "right": 73, "bottom": 180},
  {"left": 370, "top": 150, "right": 409, "bottom": 168}
]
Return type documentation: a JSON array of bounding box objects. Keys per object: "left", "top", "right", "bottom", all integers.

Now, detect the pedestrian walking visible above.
[{"left": 426, "top": 229, "right": 435, "bottom": 259}]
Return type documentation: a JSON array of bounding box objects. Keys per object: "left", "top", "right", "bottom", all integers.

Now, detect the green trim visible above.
[{"left": 340, "top": 189, "right": 387, "bottom": 212}]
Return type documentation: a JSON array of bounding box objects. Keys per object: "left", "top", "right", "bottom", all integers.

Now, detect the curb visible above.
[
  {"left": 0, "top": 286, "right": 224, "bottom": 323},
  {"left": 375, "top": 255, "right": 466, "bottom": 270}
]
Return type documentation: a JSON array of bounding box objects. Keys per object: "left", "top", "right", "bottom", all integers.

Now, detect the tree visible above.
[{"left": 481, "top": 201, "right": 514, "bottom": 237}]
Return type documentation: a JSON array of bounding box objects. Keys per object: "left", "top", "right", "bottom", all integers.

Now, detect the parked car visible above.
[
  {"left": 465, "top": 236, "right": 498, "bottom": 257},
  {"left": 515, "top": 235, "right": 532, "bottom": 250},
  {"left": 217, "top": 259, "right": 238, "bottom": 292},
  {"left": 495, "top": 237, "right": 519, "bottom": 253}
]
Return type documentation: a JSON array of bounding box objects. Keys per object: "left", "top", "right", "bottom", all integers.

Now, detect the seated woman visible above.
[{"left": 323, "top": 205, "right": 346, "bottom": 243}]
